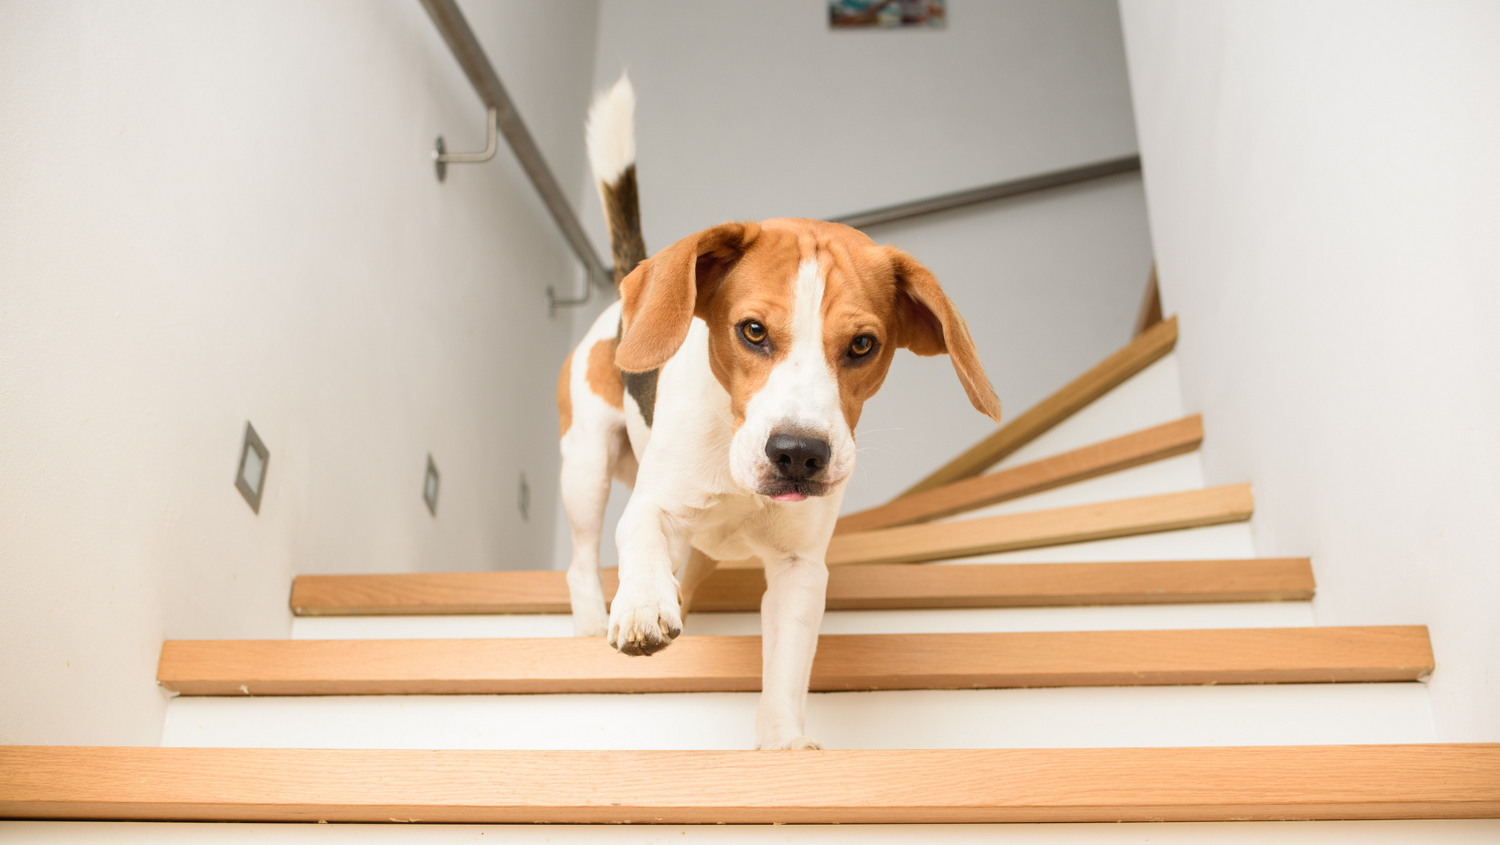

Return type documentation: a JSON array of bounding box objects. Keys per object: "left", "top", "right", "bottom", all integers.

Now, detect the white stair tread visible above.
[
  {"left": 994, "top": 353, "right": 1188, "bottom": 472},
  {"left": 290, "top": 601, "right": 1313, "bottom": 640},
  {"left": 939, "top": 451, "right": 1206, "bottom": 523},
  {"left": 162, "top": 683, "right": 1433, "bottom": 752},
  {"left": 9, "top": 820, "right": 1499, "bottom": 844}
]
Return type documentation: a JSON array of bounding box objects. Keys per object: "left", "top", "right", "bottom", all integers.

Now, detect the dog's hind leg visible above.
[
  {"left": 560, "top": 436, "right": 614, "bottom": 637},
  {"left": 561, "top": 416, "right": 626, "bottom": 637},
  {"left": 559, "top": 338, "right": 630, "bottom": 638}
]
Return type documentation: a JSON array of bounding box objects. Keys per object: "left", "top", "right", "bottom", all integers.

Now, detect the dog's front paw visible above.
[
  {"left": 607, "top": 576, "right": 682, "bottom": 656},
  {"left": 759, "top": 736, "right": 824, "bottom": 751}
]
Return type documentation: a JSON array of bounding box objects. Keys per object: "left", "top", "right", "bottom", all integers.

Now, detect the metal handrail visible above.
[
  {"left": 419, "top": 0, "right": 1141, "bottom": 307},
  {"left": 831, "top": 155, "right": 1141, "bottom": 229},
  {"left": 419, "top": 0, "right": 613, "bottom": 301}
]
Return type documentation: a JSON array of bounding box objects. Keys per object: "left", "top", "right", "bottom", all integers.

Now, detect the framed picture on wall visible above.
[{"left": 830, "top": 0, "right": 946, "bottom": 29}]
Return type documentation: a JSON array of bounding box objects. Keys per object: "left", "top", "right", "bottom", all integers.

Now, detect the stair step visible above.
[
  {"left": 162, "top": 683, "right": 1435, "bottom": 751},
  {"left": 5, "top": 743, "right": 1496, "bottom": 824},
  {"left": 837, "top": 415, "right": 1203, "bottom": 533},
  {"left": 292, "top": 600, "right": 1316, "bottom": 640},
  {"left": 11, "top": 820, "right": 1500, "bottom": 843},
  {"left": 824, "top": 484, "right": 1253, "bottom": 567},
  {"left": 157, "top": 626, "right": 1432, "bottom": 696},
  {"left": 974, "top": 520, "right": 1255, "bottom": 563},
  {"left": 902, "top": 315, "right": 1178, "bottom": 496},
  {"left": 291, "top": 558, "right": 1314, "bottom": 617},
  {"left": 940, "top": 450, "right": 1205, "bottom": 522}
]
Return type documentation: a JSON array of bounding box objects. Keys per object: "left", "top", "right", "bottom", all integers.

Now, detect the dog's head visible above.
[{"left": 616, "top": 218, "right": 1001, "bottom": 501}]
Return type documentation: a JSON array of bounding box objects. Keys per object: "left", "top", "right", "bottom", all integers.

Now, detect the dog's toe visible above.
[{"left": 607, "top": 578, "right": 682, "bottom": 656}]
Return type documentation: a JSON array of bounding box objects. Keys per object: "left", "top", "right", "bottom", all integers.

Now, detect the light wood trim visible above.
[
  {"left": 901, "top": 315, "right": 1179, "bottom": 497},
  {"left": 156, "top": 625, "right": 1431, "bottom": 696},
  {"left": 292, "top": 570, "right": 576, "bottom": 616},
  {"left": 292, "top": 558, "right": 1314, "bottom": 616},
  {"left": 1133, "top": 263, "right": 1163, "bottom": 337},
  {"left": 818, "top": 558, "right": 1315, "bottom": 610},
  {"left": 836, "top": 415, "right": 1204, "bottom": 534},
  {"left": 827, "top": 483, "right": 1252, "bottom": 567},
  {"left": 5, "top": 744, "right": 1495, "bottom": 823}
]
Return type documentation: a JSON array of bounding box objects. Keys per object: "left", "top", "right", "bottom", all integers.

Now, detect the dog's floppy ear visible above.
[
  {"left": 888, "top": 248, "right": 1003, "bottom": 423},
  {"left": 616, "top": 221, "right": 760, "bottom": 373}
]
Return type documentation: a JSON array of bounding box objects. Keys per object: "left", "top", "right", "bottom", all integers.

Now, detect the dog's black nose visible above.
[{"left": 765, "top": 432, "right": 831, "bottom": 480}]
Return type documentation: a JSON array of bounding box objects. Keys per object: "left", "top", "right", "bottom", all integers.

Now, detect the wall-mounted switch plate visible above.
[
  {"left": 424, "top": 454, "right": 440, "bottom": 516},
  {"left": 235, "top": 422, "right": 269, "bottom": 514}
]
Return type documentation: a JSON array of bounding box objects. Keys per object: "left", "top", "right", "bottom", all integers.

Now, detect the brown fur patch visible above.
[
  {"left": 601, "top": 166, "right": 647, "bottom": 286},
  {"left": 557, "top": 350, "right": 574, "bottom": 437},
  {"left": 586, "top": 338, "right": 625, "bottom": 411},
  {"left": 616, "top": 222, "right": 760, "bottom": 373},
  {"left": 699, "top": 218, "right": 1001, "bottom": 431},
  {"left": 886, "top": 248, "right": 1003, "bottom": 422},
  {"left": 616, "top": 217, "right": 1000, "bottom": 438},
  {"left": 698, "top": 226, "right": 803, "bottom": 428}
]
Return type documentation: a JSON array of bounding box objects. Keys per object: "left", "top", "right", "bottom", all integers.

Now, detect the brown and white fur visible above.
[{"left": 558, "top": 74, "right": 1002, "bottom": 750}]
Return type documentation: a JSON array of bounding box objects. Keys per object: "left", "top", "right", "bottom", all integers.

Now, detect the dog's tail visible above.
[{"left": 587, "top": 73, "right": 646, "bottom": 287}]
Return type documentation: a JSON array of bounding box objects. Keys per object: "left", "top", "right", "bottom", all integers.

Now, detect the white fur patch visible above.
[{"left": 586, "top": 73, "right": 635, "bottom": 184}]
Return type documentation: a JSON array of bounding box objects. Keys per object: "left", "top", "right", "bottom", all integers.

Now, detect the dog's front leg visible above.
[
  {"left": 608, "top": 497, "right": 688, "bottom": 656},
  {"left": 756, "top": 553, "right": 829, "bottom": 750}
]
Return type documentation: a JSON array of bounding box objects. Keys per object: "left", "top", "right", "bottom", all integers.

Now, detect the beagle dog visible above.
[{"left": 559, "top": 75, "right": 1002, "bottom": 750}]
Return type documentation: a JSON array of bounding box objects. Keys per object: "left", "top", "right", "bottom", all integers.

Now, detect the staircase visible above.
[{"left": 5, "top": 317, "right": 1498, "bottom": 841}]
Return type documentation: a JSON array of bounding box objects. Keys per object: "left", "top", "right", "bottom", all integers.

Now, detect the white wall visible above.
[
  {"left": 1119, "top": 0, "right": 1500, "bottom": 739},
  {"left": 0, "top": 0, "right": 599, "bottom": 746},
  {"left": 558, "top": 0, "right": 1152, "bottom": 569}
]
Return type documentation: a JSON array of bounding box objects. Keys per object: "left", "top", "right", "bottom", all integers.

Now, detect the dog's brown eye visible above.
[
  {"left": 741, "top": 321, "right": 768, "bottom": 345},
  {"left": 849, "top": 335, "right": 875, "bottom": 357}
]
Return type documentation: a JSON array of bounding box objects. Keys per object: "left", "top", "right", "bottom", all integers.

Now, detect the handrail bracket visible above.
[{"left": 433, "top": 106, "right": 499, "bottom": 183}]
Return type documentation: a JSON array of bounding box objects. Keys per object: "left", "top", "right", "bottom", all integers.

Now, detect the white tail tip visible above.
[{"left": 586, "top": 72, "right": 636, "bottom": 185}]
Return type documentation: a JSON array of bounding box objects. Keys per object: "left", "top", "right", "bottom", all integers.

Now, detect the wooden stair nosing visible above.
[
  {"left": 811, "top": 558, "right": 1315, "bottom": 610},
  {"left": 5, "top": 744, "right": 1497, "bottom": 824},
  {"left": 835, "top": 414, "right": 1205, "bottom": 534},
  {"left": 291, "top": 558, "right": 1315, "bottom": 616},
  {"left": 900, "top": 315, "right": 1179, "bottom": 497},
  {"left": 826, "top": 483, "right": 1253, "bottom": 567},
  {"left": 155, "top": 625, "right": 1432, "bottom": 696}
]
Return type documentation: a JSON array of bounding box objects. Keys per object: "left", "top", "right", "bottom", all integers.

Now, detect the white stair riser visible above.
[
  {"left": 993, "top": 353, "right": 1188, "bottom": 471},
  {"left": 947, "top": 452, "right": 1206, "bottom": 522},
  {"left": 162, "top": 683, "right": 1433, "bottom": 752},
  {"left": 290, "top": 600, "right": 1312, "bottom": 640}
]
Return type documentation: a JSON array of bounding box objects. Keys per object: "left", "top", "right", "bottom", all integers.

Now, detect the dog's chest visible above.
[{"left": 685, "top": 493, "right": 770, "bottom": 561}]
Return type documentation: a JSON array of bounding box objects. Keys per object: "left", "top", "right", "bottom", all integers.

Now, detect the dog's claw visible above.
[{"left": 612, "top": 626, "right": 679, "bottom": 656}]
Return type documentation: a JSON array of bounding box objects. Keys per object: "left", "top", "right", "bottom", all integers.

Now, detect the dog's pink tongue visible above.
[{"left": 771, "top": 492, "right": 807, "bottom": 502}]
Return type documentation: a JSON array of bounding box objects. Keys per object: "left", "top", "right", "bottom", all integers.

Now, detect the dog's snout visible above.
[{"left": 765, "top": 432, "right": 831, "bottom": 480}]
